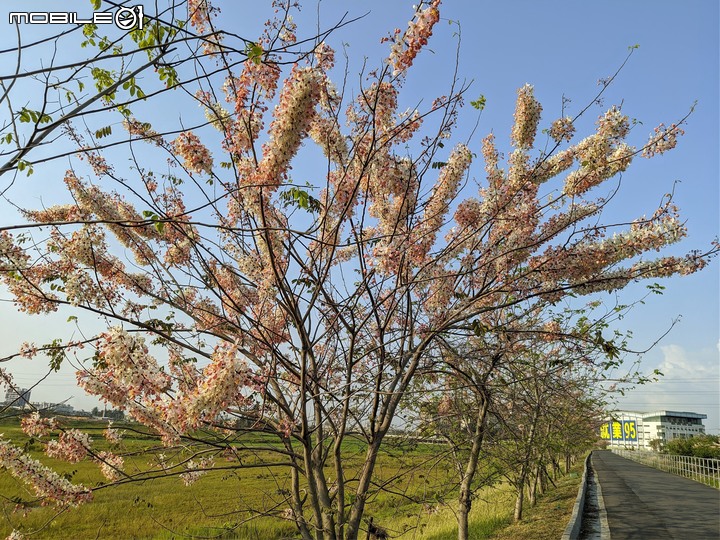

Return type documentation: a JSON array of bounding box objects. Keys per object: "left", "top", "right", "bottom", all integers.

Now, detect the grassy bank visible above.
[{"left": 0, "top": 417, "right": 583, "bottom": 538}]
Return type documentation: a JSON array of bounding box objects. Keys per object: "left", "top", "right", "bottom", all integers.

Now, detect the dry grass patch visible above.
[{"left": 488, "top": 465, "right": 584, "bottom": 540}]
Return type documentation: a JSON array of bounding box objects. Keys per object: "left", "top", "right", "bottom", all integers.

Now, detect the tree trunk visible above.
[
  {"left": 514, "top": 486, "right": 525, "bottom": 521},
  {"left": 457, "top": 397, "right": 490, "bottom": 540},
  {"left": 345, "top": 439, "right": 383, "bottom": 540},
  {"left": 528, "top": 466, "right": 538, "bottom": 506}
]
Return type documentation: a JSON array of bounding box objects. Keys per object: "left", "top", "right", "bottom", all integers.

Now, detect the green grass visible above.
[{"left": 0, "top": 417, "right": 582, "bottom": 539}]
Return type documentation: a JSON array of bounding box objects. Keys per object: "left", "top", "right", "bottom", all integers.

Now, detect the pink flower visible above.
[
  {"left": 20, "top": 412, "right": 57, "bottom": 438},
  {"left": 511, "top": 84, "right": 543, "bottom": 149},
  {"left": 642, "top": 123, "right": 685, "bottom": 158},
  {"left": 172, "top": 131, "right": 214, "bottom": 175},
  {"left": 0, "top": 437, "right": 92, "bottom": 506},
  {"left": 549, "top": 117, "right": 575, "bottom": 143},
  {"left": 387, "top": 1, "right": 441, "bottom": 76},
  {"left": 45, "top": 430, "right": 91, "bottom": 463}
]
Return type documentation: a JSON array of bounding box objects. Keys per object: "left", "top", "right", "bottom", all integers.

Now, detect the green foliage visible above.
[
  {"left": 142, "top": 210, "right": 165, "bottom": 233},
  {"left": 91, "top": 67, "right": 117, "bottom": 101},
  {"left": 279, "top": 187, "right": 321, "bottom": 212},
  {"left": 42, "top": 338, "right": 65, "bottom": 371},
  {"left": 664, "top": 434, "right": 720, "bottom": 459},
  {"left": 16, "top": 160, "right": 34, "bottom": 176},
  {"left": 18, "top": 108, "right": 52, "bottom": 125},
  {"left": 470, "top": 94, "right": 486, "bottom": 111},
  {"left": 245, "top": 42, "right": 264, "bottom": 65},
  {"left": 95, "top": 126, "right": 112, "bottom": 139},
  {"left": 0, "top": 419, "right": 512, "bottom": 539}
]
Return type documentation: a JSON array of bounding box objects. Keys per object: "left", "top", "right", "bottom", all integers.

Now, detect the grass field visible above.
[{"left": 0, "top": 417, "right": 583, "bottom": 539}]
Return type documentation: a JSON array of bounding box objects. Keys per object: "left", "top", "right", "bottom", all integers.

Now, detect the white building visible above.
[
  {"left": 600, "top": 410, "right": 707, "bottom": 450},
  {"left": 3, "top": 387, "right": 32, "bottom": 408}
]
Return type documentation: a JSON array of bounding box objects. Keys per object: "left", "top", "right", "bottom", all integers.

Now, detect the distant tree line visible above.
[
  {"left": 90, "top": 407, "right": 125, "bottom": 421},
  {"left": 661, "top": 435, "right": 720, "bottom": 459}
]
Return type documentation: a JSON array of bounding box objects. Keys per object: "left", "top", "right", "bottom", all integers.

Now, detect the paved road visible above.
[{"left": 591, "top": 450, "right": 720, "bottom": 539}]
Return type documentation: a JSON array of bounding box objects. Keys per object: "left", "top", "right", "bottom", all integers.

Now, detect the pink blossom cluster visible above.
[
  {"left": 20, "top": 412, "right": 57, "bottom": 438},
  {"left": 77, "top": 329, "right": 175, "bottom": 440},
  {"left": 22, "top": 204, "right": 78, "bottom": 224},
  {"left": 278, "top": 14, "right": 297, "bottom": 44},
  {"left": 641, "top": 123, "right": 685, "bottom": 158},
  {"left": 507, "top": 148, "right": 530, "bottom": 188},
  {"left": 549, "top": 117, "right": 575, "bottom": 143},
  {"left": 254, "top": 67, "right": 321, "bottom": 188},
  {"left": 314, "top": 41, "right": 335, "bottom": 70},
  {"left": 78, "top": 327, "right": 171, "bottom": 401},
  {"left": 541, "top": 321, "right": 562, "bottom": 342},
  {"left": 87, "top": 152, "right": 111, "bottom": 176},
  {"left": 531, "top": 148, "right": 575, "bottom": 185},
  {"left": 172, "top": 131, "right": 214, "bottom": 175},
  {"left": 422, "top": 266, "right": 455, "bottom": 317},
  {"left": 564, "top": 141, "right": 634, "bottom": 196},
  {"left": 19, "top": 342, "right": 38, "bottom": 359},
  {"left": 187, "top": 0, "right": 213, "bottom": 34},
  {"left": 597, "top": 107, "right": 629, "bottom": 140},
  {"left": 63, "top": 172, "right": 160, "bottom": 266},
  {"left": 537, "top": 203, "right": 599, "bottom": 243},
  {"left": 6, "top": 529, "right": 25, "bottom": 540},
  {"left": 96, "top": 451, "right": 124, "bottom": 481},
  {"left": 0, "top": 437, "right": 92, "bottom": 506},
  {"left": 104, "top": 423, "right": 123, "bottom": 445},
  {"left": 481, "top": 134, "right": 504, "bottom": 189},
  {"left": 0, "top": 230, "right": 59, "bottom": 314},
  {"left": 243, "top": 58, "right": 281, "bottom": 101},
  {"left": 179, "top": 456, "right": 214, "bottom": 486},
  {"left": 309, "top": 117, "right": 348, "bottom": 165},
  {"left": 453, "top": 198, "right": 483, "bottom": 229},
  {"left": 45, "top": 429, "right": 91, "bottom": 463},
  {"left": 409, "top": 144, "right": 472, "bottom": 265},
  {"left": 632, "top": 253, "right": 708, "bottom": 279},
  {"left": 510, "top": 84, "right": 543, "bottom": 149},
  {"left": 278, "top": 417, "right": 295, "bottom": 438},
  {"left": 386, "top": 0, "right": 441, "bottom": 77},
  {"left": 184, "top": 342, "right": 251, "bottom": 426},
  {"left": 122, "top": 118, "right": 163, "bottom": 145}
]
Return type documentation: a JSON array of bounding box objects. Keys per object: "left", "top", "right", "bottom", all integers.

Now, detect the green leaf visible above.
[
  {"left": 95, "top": 126, "right": 112, "bottom": 139},
  {"left": 245, "top": 42, "right": 264, "bottom": 65},
  {"left": 44, "top": 338, "right": 65, "bottom": 372},
  {"left": 470, "top": 95, "right": 486, "bottom": 111}
]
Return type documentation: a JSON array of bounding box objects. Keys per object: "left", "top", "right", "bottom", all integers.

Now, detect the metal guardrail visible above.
[{"left": 612, "top": 449, "right": 720, "bottom": 489}]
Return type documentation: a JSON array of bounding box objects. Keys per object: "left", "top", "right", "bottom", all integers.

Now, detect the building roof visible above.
[
  {"left": 609, "top": 409, "right": 707, "bottom": 420},
  {"left": 642, "top": 411, "right": 707, "bottom": 420}
]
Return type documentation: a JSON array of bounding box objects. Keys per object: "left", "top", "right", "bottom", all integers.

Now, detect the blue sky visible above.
[{"left": 1, "top": 1, "right": 718, "bottom": 431}]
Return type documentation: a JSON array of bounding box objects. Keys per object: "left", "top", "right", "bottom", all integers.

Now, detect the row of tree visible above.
[
  {"left": 653, "top": 435, "right": 720, "bottom": 459},
  {"left": 0, "top": 1, "right": 716, "bottom": 539}
]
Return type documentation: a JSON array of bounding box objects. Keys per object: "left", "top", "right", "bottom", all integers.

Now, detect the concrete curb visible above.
[
  {"left": 593, "top": 453, "right": 611, "bottom": 539},
  {"left": 561, "top": 452, "right": 591, "bottom": 540}
]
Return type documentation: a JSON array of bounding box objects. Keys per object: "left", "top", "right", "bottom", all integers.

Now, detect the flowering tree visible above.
[
  {"left": 0, "top": 0, "right": 717, "bottom": 539},
  {"left": 412, "top": 299, "right": 634, "bottom": 538}
]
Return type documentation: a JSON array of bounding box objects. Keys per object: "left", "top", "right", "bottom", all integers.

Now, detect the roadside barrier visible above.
[
  {"left": 612, "top": 449, "right": 720, "bottom": 488},
  {"left": 561, "top": 453, "right": 591, "bottom": 540}
]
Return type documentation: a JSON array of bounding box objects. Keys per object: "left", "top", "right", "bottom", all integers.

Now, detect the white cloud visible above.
[{"left": 616, "top": 343, "right": 720, "bottom": 434}]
